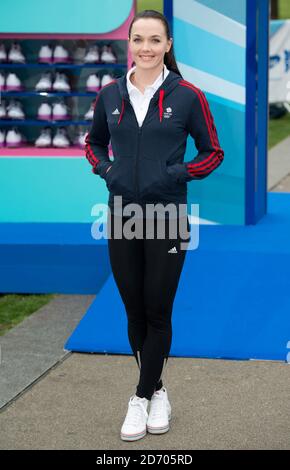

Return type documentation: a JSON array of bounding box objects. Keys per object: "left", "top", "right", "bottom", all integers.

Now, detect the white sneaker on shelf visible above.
[
  {"left": 7, "top": 100, "right": 25, "bottom": 120},
  {"left": 5, "top": 73, "right": 23, "bottom": 91},
  {"left": 35, "top": 128, "right": 52, "bottom": 147},
  {"left": 8, "top": 42, "right": 26, "bottom": 63},
  {"left": 52, "top": 72, "right": 71, "bottom": 92},
  {"left": 35, "top": 72, "right": 52, "bottom": 91},
  {"left": 120, "top": 395, "right": 149, "bottom": 441},
  {"left": 84, "top": 101, "right": 94, "bottom": 120},
  {"left": 0, "top": 129, "right": 5, "bottom": 147},
  {"left": 52, "top": 101, "right": 69, "bottom": 120},
  {"left": 100, "top": 45, "right": 117, "bottom": 63},
  {"left": 0, "top": 100, "right": 6, "bottom": 119},
  {"left": 53, "top": 45, "right": 70, "bottom": 63},
  {"left": 84, "top": 45, "right": 100, "bottom": 63},
  {"left": 38, "top": 45, "right": 53, "bottom": 63},
  {"left": 86, "top": 74, "right": 100, "bottom": 92},
  {"left": 0, "top": 43, "right": 7, "bottom": 62},
  {"left": 0, "top": 72, "right": 5, "bottom": 91},
  {"left": 37, "top": 102, "right": 52, "bottom": 120},
  {"left": 52, "top": 127, "right": 70, "bottom": 147},
  {"left": 6, "top": 128, "right": 23, "bottom": 147},
  {"left": 101, "top": 74, "right": 114, "bottom": 88},
  {"left": 147, "top": 387, "right": 171, "bottom": 434}
]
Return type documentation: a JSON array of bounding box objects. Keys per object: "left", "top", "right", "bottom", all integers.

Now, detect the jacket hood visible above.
[{"left": 116, "top": 70, "right": 182, "bottom": 125}]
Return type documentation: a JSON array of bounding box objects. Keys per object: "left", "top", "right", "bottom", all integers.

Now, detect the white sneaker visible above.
[
  {"left": 86, "top": 74, "right": 100, "bottom": 92},
  {"left": 84, "top": 45, "right": 100, "bottom": 63},
  {"left": 37, "top": 102, "right": 52, "bottom": 120},
  {"left": 101, "top": 74, "right": 114, "bottom": 88},
  {"left": 0, "top": 43, "right": 7, "bottom": 62},
  {"left": 53, "top": 44, "right": 70, "bottom": 63},
  {"left": 7, "top": 100, "right": 25, "bottom": 119},
  {"left": 38, "top": 45, "right": 53, "bottom": 63},
  {"left": 6, "top": 128, "right": 23, "bottom": 147},
  {"left": 100, "top": 45, "right": 117, "bottom": 63},
  {"left": 52, "top": 72, "right": 70, "bottom": 92},
  {"left": 35, "top": 72, "right": 52, "bottom": 91},
  {"left": 35, "top": 128, "right": 52, "bottom": 147},
  {"left": 147, "top": 387, "right": 171, "bottom": 434},
  {"left": 0, "top": 129, "right": 5, "bottom": 147},
  {"left": 52, "top": 127, "right": 70, "bottom": 147},
  {"left": 120, "top": 395, "right": 149, "bottom": 441},
  {"left": 8, "top": 42, "right": 26, "bottom": 63},
  {"left": 6, "top": 73, "right": 23, "bottom": 91},
  {"left": 52, "top": 101, "right": 69, "bottom": 120}
]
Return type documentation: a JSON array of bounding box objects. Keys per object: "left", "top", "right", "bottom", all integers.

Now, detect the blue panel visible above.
[
  {"left": 255, "top": 0, "right": 269, "bottom": 222},
  {"left": 0, "top": 158, "right": 111, "bottom": 223},
  {"left": 205, "top": 92, "right": 245, "bottom": 112},
  {"left": 0, "top": 0, "right": 133, "bottom": 34},
  {"left": 174, "top": 18, "right": 245, "bottom": 86},
  {"left": 0, "top": 223, "right": 111, "bottom": 294},
  {"left": 164, "top": 0, "right": 173, "bottom": 36},
  {"left": 245, "top": 0, "right": 257, "bottom": 224},
  {"left": 194, "top": 0, "right": 246, "bottom": 25},
  {"left": 185, "top": 95, "right": 245, "bottom": 224}
]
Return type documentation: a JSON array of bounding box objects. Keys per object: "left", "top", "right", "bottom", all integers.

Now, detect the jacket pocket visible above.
[
  {"left": 104, "top": 156, "right": 135, "bottom": 200},
  {"left": 138, "top": 156, "right": 181, "bottom": 201}
]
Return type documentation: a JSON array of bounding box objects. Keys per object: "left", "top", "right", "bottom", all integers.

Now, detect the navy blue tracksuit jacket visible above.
[{"left": 85, "top": 69, "right": 224, "bottom": 215}]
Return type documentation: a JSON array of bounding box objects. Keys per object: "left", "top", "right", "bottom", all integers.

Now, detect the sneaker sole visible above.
[
  {"left": 87, "top": 87, "right": 101, "bottom": 92},
  {"left": 38, "top": 116, "right": 52, "bottom": 120},
  {"left": 120, "top": 429, "right": 147, "bottom": 441},
  {"left": 147, "top": 412, "right": 171, "bottom": 434},
  {"left": 53, "top": 116, "right": 70, "bottom": 120},
  {"left": 147, "top": 423, "right": 170, "bottom": 434},
  {"left": 5, "top": 87, "right": 23, "bottom": 91},
  {"left": 6, "top": 143, "right": 22, "bottom": 147}
]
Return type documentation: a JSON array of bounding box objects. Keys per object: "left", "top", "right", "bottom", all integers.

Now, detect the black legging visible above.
[{"left": 107, "top": 212, "right": 190, "bottom": 401}]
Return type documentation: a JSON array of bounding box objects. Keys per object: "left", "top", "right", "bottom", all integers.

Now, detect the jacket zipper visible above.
[
  {"left": 135, "top": 127, "right": 142, "bottom": 202},
  {"left": 126, "top": 99, "right": 152, "bottom": 202}
]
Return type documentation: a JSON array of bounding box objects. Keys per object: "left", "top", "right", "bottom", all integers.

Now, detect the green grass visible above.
[
  {"left": 279, "top": 0, "right": 290, "bottom": 19},
  {"left": 0, "top": 293, "right": 55, "bottom": 336},
  {"left": 268, "top": 111, "right": 290, "bottom": 149}
]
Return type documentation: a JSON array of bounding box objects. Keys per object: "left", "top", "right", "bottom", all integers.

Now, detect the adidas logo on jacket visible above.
[{"left": 85, "top": 70, "right": 224, "bottom": 214}]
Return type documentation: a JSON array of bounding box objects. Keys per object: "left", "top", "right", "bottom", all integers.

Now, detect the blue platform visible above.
[
  {"left": 0, "top": 223, "right": 111, "bottom": 294},
  {"left": 64, "top": 192, "right": 290, "bottom": 362}
]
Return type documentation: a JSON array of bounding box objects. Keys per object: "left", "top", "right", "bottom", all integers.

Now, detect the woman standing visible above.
[{"left": 85, "top": 10, "right": 224, "bottom": 442}]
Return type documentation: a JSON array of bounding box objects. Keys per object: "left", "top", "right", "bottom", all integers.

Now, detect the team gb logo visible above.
[{"left": 163, "top": 106, "right": 173, "bottom": 119}]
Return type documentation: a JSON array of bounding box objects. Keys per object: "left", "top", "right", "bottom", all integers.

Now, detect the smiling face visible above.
[{"left": 128, "top": 18, "right": 172, "bottom": 71}]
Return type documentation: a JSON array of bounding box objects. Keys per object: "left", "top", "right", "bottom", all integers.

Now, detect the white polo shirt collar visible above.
[{"left": 126, "top": 63, "right": 169, "bottom": 97}]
